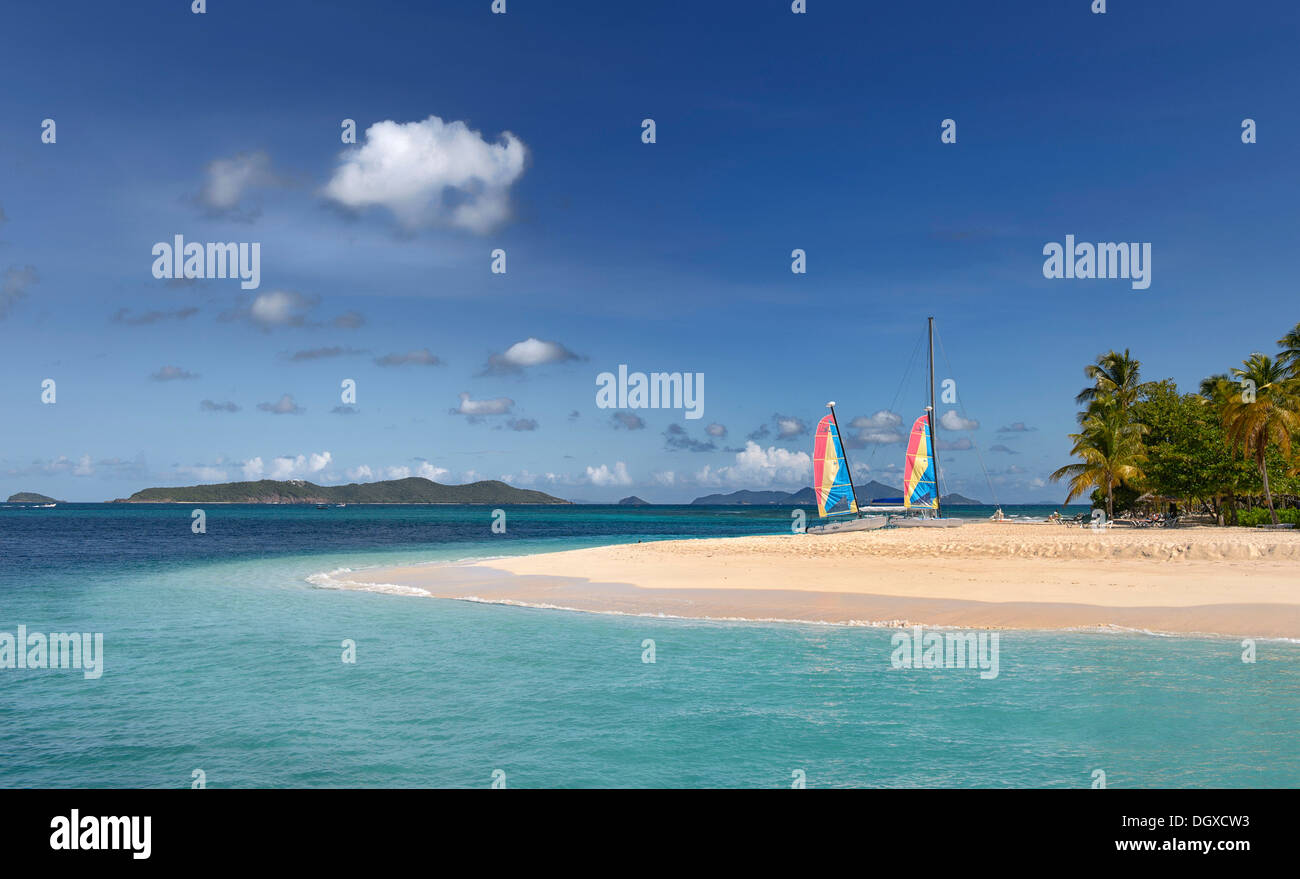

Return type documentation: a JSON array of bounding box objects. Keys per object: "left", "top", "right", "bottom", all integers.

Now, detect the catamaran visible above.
[
  {"left": 808, "top": 316, "right": 964, "bottom": 532},
  {"left": 807, "top": 402, "right": 888, "bottom": 534},
  {"left": 884, "top": 317, "right": 963, "bottom": 527}
]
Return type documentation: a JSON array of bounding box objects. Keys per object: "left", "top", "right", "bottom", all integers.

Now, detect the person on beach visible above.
[{"left": 1048, "top": 510, "right": 1061, "bottom": 523}]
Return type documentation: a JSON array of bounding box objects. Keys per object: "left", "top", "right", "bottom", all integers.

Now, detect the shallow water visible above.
[{"left": 0, "top": 503, "right": 1294, "bottom": 788}]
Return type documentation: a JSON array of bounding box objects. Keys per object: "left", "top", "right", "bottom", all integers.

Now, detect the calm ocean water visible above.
[{"left": 1, "top": 503, "right": 1295, "bottom": 788}]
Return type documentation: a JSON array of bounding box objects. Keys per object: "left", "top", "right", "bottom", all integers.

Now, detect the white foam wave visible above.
[{"left": 306, "top": 567, "right": 432, "bottom": 597}]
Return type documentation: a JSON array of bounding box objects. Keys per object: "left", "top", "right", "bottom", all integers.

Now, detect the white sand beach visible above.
[{"left": 332, "top": 523, "right": 1300, "bottom": 638}]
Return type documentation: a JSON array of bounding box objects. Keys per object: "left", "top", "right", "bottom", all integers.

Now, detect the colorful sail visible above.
[
  {"left": 904, "top": 412, "right": 938, "bottom": 509},
  {"left": 813, "top": 414, "right": 858, "bottom": 517}
]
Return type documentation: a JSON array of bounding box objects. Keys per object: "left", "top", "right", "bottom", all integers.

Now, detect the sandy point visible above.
[{"left": 331, "top": 523, "right": 1300, "bottom": 638}]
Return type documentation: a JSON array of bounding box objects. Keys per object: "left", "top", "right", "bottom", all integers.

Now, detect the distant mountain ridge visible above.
[
  {"left": 856, "top": 480, "right": 903, "bottom": 501},
  {"left": 688, "top": 482, "right": 983, "bottom": 506},
  {"left": 112, "top": 477, "right": 568, "bottom": 505},
  {"left": 690, "top": 488, "right": 813, "bottom": 505},
  {"left": 618, "top": 496, "right": 650, "bottom": 506}
]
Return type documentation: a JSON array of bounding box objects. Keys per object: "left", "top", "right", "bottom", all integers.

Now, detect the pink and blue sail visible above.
[
  {"left": 813, "top": 414, "right": 858, "bottom": 518},
  {"left": 904, "top": 413, "right": 938, "bottom": 510}
]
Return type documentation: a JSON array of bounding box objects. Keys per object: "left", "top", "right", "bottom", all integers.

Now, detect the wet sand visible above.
[{"left": 322, "top": 524, "right": 1300, "bottom": 638}]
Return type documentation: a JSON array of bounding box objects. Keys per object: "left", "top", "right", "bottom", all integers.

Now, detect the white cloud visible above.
[
  {"left": 501, "top": 470, "right": 539, "bottom": 486},
  {"left": 451, "top": 392, "right": 514, "bottom": 418},
  {"left": 178, "top": 464, "right": 228, "bottom": 482},
  {"left": 848, "top": 410, "right": 904, "bottom": 445},
  {"left": 242, "top": 458, "right": 265, "bottom": 480},
  {"left": 586, "top": 461, "right": 632, "bottom": 486},
  {"left": 417, "top": 462, "right": 450, "bottom": 480},
  {"left": 653, "top": 470, "right": 676, "bottom": 486},
  {"left": 346, "top": 465, "right": 374, "bottom": 481},
  {"left": 695, "top": 442, "right": 811, "bottom": 488},
  {"left": 268, "top": 451, "right": 332, "bottom": 479},
  {"left": 249, "top": 290, "right": 315, "bottom": 328},
  {"left": 482, "top": 337, "right": 581, "bottom": 374},
  {"left": 939, "top": 410, "right": 979, "bottom": 431},
  {"left": 198, "top": 150, "right": 277, "bottom": 215},
  {"left": 773, "top": 415, "right": 808, "bottom": 439},
  {"left": 385, "top": 466, "right": 411, "bottom": 479},
  {"left": 222, "top": 291, "right": 360, "bottom": 332},
  {"left": 73, "top": 454, "right": 94, "bottom": 477},
  {"left": 322, "top": 115, "right": 527, "bottom": 233}
]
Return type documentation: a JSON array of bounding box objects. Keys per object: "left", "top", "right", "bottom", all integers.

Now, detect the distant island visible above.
[
  {"left": 856, "top": 480, "right": 903, "bottom": 501},
  {"left": 617, "top": 496, "right": 650, "bottom": 506},
  {"left": 690, "top": 484, "right": 900, "bottom": 505},
  {"left": 111, "top": 477, "right": 568, "bottom": 505},
  {"left": 690, "top": 482, "right": 983, "bottom": 506},
  {"left": 691, "top": 488, "right": 815, "bottom": 505},
  {"left": 6, "top": 492, "right": 60, "bottom": 503}
]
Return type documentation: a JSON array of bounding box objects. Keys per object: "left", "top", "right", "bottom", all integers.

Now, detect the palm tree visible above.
[
  {"left": 1051, "top": 396, "right": 1148, "bottom": 519},
  {"left": 1278, "top": 321, "right": 1300, "bottom": 379},
  {"left": 1196, "top": 372, "right": 1243, "bottom": 524},
  {"left": 1198, "top": 372, "right": 1234, "bottom": 404},
  {"left": 1222, "top": 353, "right": 1300, "bottom": 526},
  {"left": 1076, "top": 349, "right": 1145, "bottom": 410}
]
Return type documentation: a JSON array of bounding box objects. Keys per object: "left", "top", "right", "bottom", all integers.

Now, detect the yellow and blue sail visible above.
[
  {"left": 904, "top": 413, "right": 938, "bottom": 509},
  {"left": 813, "top": 414, "right": 858, "bottom": 518}
]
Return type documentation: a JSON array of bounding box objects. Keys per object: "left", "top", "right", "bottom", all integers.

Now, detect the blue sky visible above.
[{"left": 2, "top": 0, "right": 1297, "bottom": 503}]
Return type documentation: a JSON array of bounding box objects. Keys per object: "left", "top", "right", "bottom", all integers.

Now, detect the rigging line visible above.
[
  {"left": 935, "top": 325, "right": 1000, "bottom": 507},
  {"left": 865, "top": 326, "right": 926, "bottom": 470}
]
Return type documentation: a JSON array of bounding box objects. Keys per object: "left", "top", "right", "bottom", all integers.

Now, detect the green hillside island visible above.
[
  {"left": 6, "top": 492, "right": 61, "bottom": 503},
  {"left": 111, "top": 477, "right": 569, "bottom": 505}
]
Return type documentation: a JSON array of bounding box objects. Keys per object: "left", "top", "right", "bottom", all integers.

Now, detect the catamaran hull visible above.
[
  {"left": 890, "top": 517, "right": 963, "bottom": 528},
  {"left": 807, "top": 516, "right": 888, "bottom": 535}
]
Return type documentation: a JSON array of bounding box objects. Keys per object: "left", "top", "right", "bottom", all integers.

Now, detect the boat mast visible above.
[
  {"left": 827, "top": 401, "right": 861, "bottom": 512},
  {"left": 927, "top": 316, "right": 942, "bottom": 518}
]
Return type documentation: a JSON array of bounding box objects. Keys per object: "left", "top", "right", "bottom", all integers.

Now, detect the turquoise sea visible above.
[{"left": 1, "top": 503, "right": 1296, "bottom": 788}]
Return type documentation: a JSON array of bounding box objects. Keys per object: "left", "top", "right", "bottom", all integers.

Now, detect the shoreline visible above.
[{"left": 317, "top": 523, "right": 1300, "bottom": 639}]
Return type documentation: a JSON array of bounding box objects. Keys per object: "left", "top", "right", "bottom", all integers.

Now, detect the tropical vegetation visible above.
[{"left": 1052, "top": 321, "right": 1300, "bottom": 525}]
